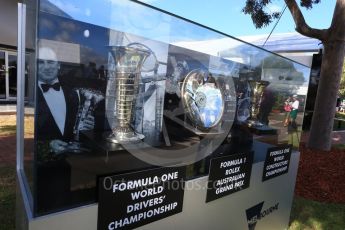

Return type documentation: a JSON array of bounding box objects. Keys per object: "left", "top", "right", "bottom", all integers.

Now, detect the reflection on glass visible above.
[
  {"left": 0, "top": 51, "right": 5, "bottom": 99},
  {"left": 24, "top": 105, "right": 35, "bottom": 200},
  {"left": 247, "top": 80, "right": 269, "bottom": 127},
  {"left": 29, "top": 0, "right": 311, "bottom": 217},
  {"left": 8, "top": 54, "right": 17, "bottom": 98}
]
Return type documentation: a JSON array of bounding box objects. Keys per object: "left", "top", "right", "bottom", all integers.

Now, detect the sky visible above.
[
  {"left": 44, "top": 0, "right": 337, "bottom": 49},
  {"left": 137, "top": 0, "right": 336, "bottom": 38}
]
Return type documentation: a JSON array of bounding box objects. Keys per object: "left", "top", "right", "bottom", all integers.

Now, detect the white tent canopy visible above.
[{"left": 173, "top": 32, "right": 321, "bottom": 67}]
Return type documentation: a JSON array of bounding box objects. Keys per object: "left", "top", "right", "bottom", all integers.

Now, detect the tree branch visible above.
[
  {"left": 284, "top": 0, "right": 328, "bottom": 41},
  {"left": 328, "top": 0, "right": 345, "bottom": 42}
]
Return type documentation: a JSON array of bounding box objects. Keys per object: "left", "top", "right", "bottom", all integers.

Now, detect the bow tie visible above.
[{"left": 41, "top": 82, "right": 61, "bottom": 92}]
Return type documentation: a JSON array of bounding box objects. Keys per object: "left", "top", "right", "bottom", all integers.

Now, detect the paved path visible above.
[
  {"left": 0, "top": 135, "right": 16, "bottom": 165},
  {"left": 0, "top": 105, "right": 16, "bottom": 115},
  {"left": 0, "top": 112, "right": 16, "bottom": 165},
  {"left": 301, "top": 130, "right": 345, "bottom": 146}
]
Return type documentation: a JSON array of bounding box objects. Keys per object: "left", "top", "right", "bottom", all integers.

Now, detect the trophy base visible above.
[
  {"left": 189, "top": 127, "right": 225, "bottom": 136},
  {"left": 106, "top": 127, "right": 145, "bottom": 144},
  {"left": 246, "top": 119, "right": 264, "bottom": 128},
  {"left": 66, "top": 141, "right": 91, "bottom": 153}
]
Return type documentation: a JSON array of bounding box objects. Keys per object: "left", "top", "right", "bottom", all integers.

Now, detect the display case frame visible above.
[{"left": 16, "top": 0, "right": 310, "bottom": 229}]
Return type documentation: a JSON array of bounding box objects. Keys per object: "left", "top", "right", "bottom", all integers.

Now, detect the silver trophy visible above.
[
  {"left": 247, "top": 80, "right": 269, "bottom": 127},
  {"left": 181, "top": 69, "right": 225, "bottom": 133},
  {"left": 106, "top": 45, "right": 151, "bottom": 143},
  {"left": 67, "top": 88, "right": 104, "bottom": 153}
]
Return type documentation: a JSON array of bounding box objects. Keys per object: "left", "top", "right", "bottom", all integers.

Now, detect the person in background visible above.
[
  {"left": 340, "top": 100, "right": 345, "bottom": 113},
  {"left": 336, "top": 96, "right": 341, "bottom": 112},
  {"left": 257, "top": 88, "right": 275, "bottom": 126},
  {"left": 289, "top": 95, "right": 299, "bottom": 129},
  {"left": 283, "top": 96, "right": 292, "bottom": 127}
]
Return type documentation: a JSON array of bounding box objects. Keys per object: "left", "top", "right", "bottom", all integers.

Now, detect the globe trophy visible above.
[
  {"left": 181, "top": 69, "right": 225, "bottom": 133},
  {"left": 106, "top": 45, "right": 150, "bottom": 143},
  {"left": 247, "top": 80, "right": 269, "bottom": 127}
]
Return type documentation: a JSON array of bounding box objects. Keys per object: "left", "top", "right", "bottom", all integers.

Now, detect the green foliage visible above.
[
  {"left": 242, "top": 0, "right": 280, "bottom": 28},
  {"left": 335, "top": 112, "right": 345, "bottom": 119},
  {"left": 242, "top": 0, "right": 320, "bottom": 29},
  {"left": 262, "top": 55, "right": 296, "bottom": 69},
  {"left": 334, "top": 112, "right": 345, "bottom": 130},
  {"left": 338, "top": 61, "right": 345, "bottom": 98},
  {"left": 289, "top": 196, "right": 345, "bottom": 230},
  {"left": 261, "top": 55, "right": 305, "bottom": 82},
  {"left": 272, "top": 93, "right": 286, "bottom": 111},
  {"left": 300, "top": 0, "right": 321, "bottom": 9}
]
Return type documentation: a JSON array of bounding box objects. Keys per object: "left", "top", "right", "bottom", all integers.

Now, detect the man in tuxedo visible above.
[
  {"left": 36, "top": 47, "right": 109, "bottom": 214},
  {"left": 37, "top": 47, "right": 94, "bottom": 154}
]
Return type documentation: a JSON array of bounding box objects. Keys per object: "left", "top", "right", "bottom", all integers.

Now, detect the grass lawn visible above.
[
  {"left": 0, "top": 115, "right": 18, "bottom": 230},
  {"left": 335, "top": 112, "right": 345, "bottom": 119},
  {"left": 289, "top": 196, "right": 345, "bottom": 230},
  {"left": 0, "top": 114, "right": 34, "bottom": 137},
  {"left": 332, "top": 143, "right": 345, "bottom": 150},
  {"left": 0, "top": 165, "right": 16, "bottom": 230},
  {"left": 0, "top": 115, "right": 16, "bottom": 136},
  {"left": 334, "top": 112, "right": 345, "bottom": 130}
]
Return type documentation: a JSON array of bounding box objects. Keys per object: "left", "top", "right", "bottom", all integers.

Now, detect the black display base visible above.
[
  {"left": 75, "top": 131, "right": 154, "bottom": 175},
  {"left": 80, "top": 130, "right": 199, "bottom": 154},
  {"left": 248, "top": 124, "right": 278, "bottom": 135},
  {"left": 79, "top": 130, "right": 215, "bottom": 183},
  {"left": 79, "top": 130, "right": 217, "bottom": 180},
  {"left": 82, "top": 131, "right": 128, "bottom": 153}
]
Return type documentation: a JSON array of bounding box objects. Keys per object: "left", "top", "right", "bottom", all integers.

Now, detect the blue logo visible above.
[{"left": 245, "top": 201, "right": 279, "bottom": 230}]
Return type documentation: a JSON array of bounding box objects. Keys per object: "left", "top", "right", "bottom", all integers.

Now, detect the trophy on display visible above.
[
  {"left": 247, "top": 80, "right": 269, "bottom": 127},
  {"left": 180, "top": 69, "right": 225, "bottom": 134},
  {"left": 68, "top": 88, "right": 104, "bottom": 153},
  {"left": 106, "top": 44, "right": 151, "bottom": 143}
]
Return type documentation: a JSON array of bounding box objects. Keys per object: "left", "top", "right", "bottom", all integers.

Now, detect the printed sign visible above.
[
  {"left": 262, "top": 145, "right": 292, "bottom": 181},
  {"left": 98, "top": 167, "right": 186, "bottom": 230},
  {"left": 206, "top": 152, "right": 253, "bottom": 202}
]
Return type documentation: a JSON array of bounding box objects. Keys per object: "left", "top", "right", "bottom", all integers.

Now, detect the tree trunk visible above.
[
  {"left": 307, "top": 0, "right": 345, "bottom": 151},
  {"left": 308, "top": 41, "right": 345, "bottom": 150}
]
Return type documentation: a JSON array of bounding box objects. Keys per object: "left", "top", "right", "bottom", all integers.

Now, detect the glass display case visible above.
[{"left": 17, "top": 0, "right": 310, "bottom": 220}]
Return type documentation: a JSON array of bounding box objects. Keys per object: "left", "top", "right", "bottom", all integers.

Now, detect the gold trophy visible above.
[
  {"left": 247, "top": 80, "right": 269, "bottom": 127},
  {"left": 106, "top": 45, "right": 150, "bottom": 143}
]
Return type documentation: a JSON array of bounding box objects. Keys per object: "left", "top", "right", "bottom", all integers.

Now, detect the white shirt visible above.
[
  {"left": 292, "top": 100, "right": 299, "bottom": 110},
  {"left": 38, "top": 80, "right": 66, "bottom": 135}
]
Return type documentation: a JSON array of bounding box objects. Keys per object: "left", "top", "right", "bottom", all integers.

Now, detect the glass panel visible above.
[
  {"left": 8, "top": 54, "right": 17, "bottom": 98},
  {"left": 23, "top": 104, "right": 35, "bottom": 202},
  {"left": 23, "top": 52, "right": 36, "bottom": 208},
  {"left": 21, "top": 0, "right": 39, "bottom": 213},
  {"left": 24, "top": 54, "right": 30, "bottom": 98},
  {"left": 0, "top": 51, "right": 5, "bottom": 99},
  {"left": 33, "top": 0, "right": 310, "bottom": 216}
]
